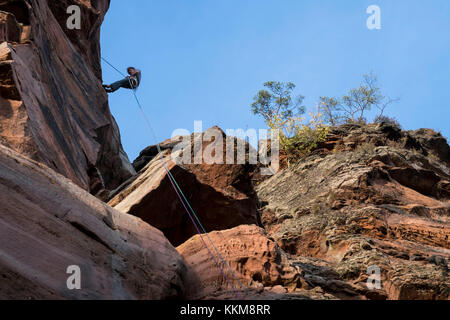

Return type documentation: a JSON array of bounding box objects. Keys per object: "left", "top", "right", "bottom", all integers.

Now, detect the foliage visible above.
[
  {"left": 252, "top": 81, "right": 329, "bottom": 165},
  {"left": 251, "top": 81, "right": 305, "bottom": 124},
  {"left": 319, "top": 73, "right": 399, "bottom": 126}
]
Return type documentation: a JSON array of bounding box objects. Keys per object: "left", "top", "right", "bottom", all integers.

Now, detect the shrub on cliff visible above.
[
  {"left": 374, "top": 114, "right": 402, "bottom": 129},
  {"left": 319, "top": 73, "right": 399, "bottom": 126},
  {"left": 251, "top": 81, "right": 328, "bottom": 165}
]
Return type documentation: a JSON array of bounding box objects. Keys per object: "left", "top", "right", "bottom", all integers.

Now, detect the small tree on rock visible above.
[
  {"left": 251, "top": 81, "right": 328, "bottom": 165},
  {"left": 319, "top": 73, "right": 398, "bottom": 126},
  {"left": 251, "top": 81, "right": 306, "bottom": 127}
]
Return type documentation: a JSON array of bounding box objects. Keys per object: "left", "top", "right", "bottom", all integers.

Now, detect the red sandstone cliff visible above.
[
  {"left": 110, "top": 123, "right": 449, "bottom": 300},
  {"left": 0, "top": 0, "right": 448, "bottom": 301},
  {"left": 0, "top": 0, "right": 134, "bottom": 195},
  {"left": 0, "top": 0, "right": 193, "bottom": 300}
]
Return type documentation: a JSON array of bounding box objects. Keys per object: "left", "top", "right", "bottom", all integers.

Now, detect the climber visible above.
[{"left": 103, "top": 67, "right": 141, "bottom": 93}]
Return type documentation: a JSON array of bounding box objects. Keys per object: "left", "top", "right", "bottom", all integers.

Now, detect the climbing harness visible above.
[
  {"left": 101, "top": 57, "right": 253, "bottom": 300},
  {"left": 129, "top": 76, "right": 139, "bottom": 89}
]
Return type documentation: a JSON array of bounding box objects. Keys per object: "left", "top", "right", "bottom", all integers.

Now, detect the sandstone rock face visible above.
[
  {"left": 0, "top": 144, "right": 191, "bottom": 300},
  {"left": 47, "top": 0, "right": 111, "bottom": 80},
  {"left": 0, "top": 10, "right": 21, "bottom": 42},
  {"left": 0, "top": 2, "right": 448, "bottom": 302},
  {"left": 0, "top": 0, "right": 135, "bottom": 195},
  {"left": 256, "top": 124, "right": 450, "bottom": 300},
  {"left": 408, "top": 128, "right": 450, "bottom": 166},
  {"left": 109, "top": 127, "right": 260, "bottom": 246},
  {"left": 177, "top": 225, "right": 382, "bottom": 300},
  {"left": 178, "top": 225, "right": 296, "bottom": 299}
]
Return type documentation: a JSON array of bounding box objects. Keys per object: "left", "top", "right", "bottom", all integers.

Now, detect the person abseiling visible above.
[{"left": 103, "top": 67, "right": 141, "bottom": 93}]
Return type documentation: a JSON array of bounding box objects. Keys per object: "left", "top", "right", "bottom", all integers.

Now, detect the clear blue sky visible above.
[{"left": 100, "top": 0, "right": 450, "bottom": 162}]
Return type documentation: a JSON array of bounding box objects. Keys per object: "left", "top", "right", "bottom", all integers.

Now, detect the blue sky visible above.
[{"left": 100, "top": 0, "right": 450, "bottom": 161}]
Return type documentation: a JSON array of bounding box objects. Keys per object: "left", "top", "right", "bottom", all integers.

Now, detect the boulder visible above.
[
  {"left": 109, "top": 127, "right": 260, "bottom": 246},
  {"left": 0, "top": 144, "right": 193, "bottom": 299},
  {"left": 408, "top": 128, "right": 450, "bottom": 165},
  {"left": 177, "top": 225, "right": 337, "bottom": 300}
]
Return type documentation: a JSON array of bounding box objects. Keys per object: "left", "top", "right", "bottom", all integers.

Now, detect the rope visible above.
[
  {"left": 101, "top": 57, "right": 253, "bottom": 300},
  {"left": 131, "top": 90, "right": 244, "bottom": 300},
  {"left": 101, "top": 57, "right": 126, "bottom": 78}
]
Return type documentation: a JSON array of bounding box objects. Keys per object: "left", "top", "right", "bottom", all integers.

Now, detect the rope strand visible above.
[{"left": 102, "top": 57, "right": 252, "bottom": 299}]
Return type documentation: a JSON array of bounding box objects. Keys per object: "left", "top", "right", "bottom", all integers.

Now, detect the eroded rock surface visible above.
[
  {"left": 0, "top": 1, "right": 448, "bottom": 302},
  {"left": 0, "top": 0, "right": 134, "bottom": 195},
  {"left": 109, "top": 127, "right": 260, "bottom": 246},
  {"left": 0, "top": 144, "right": 192, "bottom": 300},
  {"left": 256, "top": 123, "right": 450, "bottom": 300},
  {"left": 177, "top": 225, "right": 338, "bottom": 300}
]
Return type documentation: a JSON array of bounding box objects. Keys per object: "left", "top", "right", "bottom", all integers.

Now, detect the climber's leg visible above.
[{"left": 108, "top": 78, "right": 132, "bottom": 93}]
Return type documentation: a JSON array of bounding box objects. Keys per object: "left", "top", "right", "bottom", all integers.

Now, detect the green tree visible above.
[
  {"left": 251, "top": 81, "right": 328, "bottom": 166},
  {"left": 319, "top": 73, "right": 398, "bottom": 125},
  {"left": 251, "top": 81, "right": 305, "bottom": 126}
]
